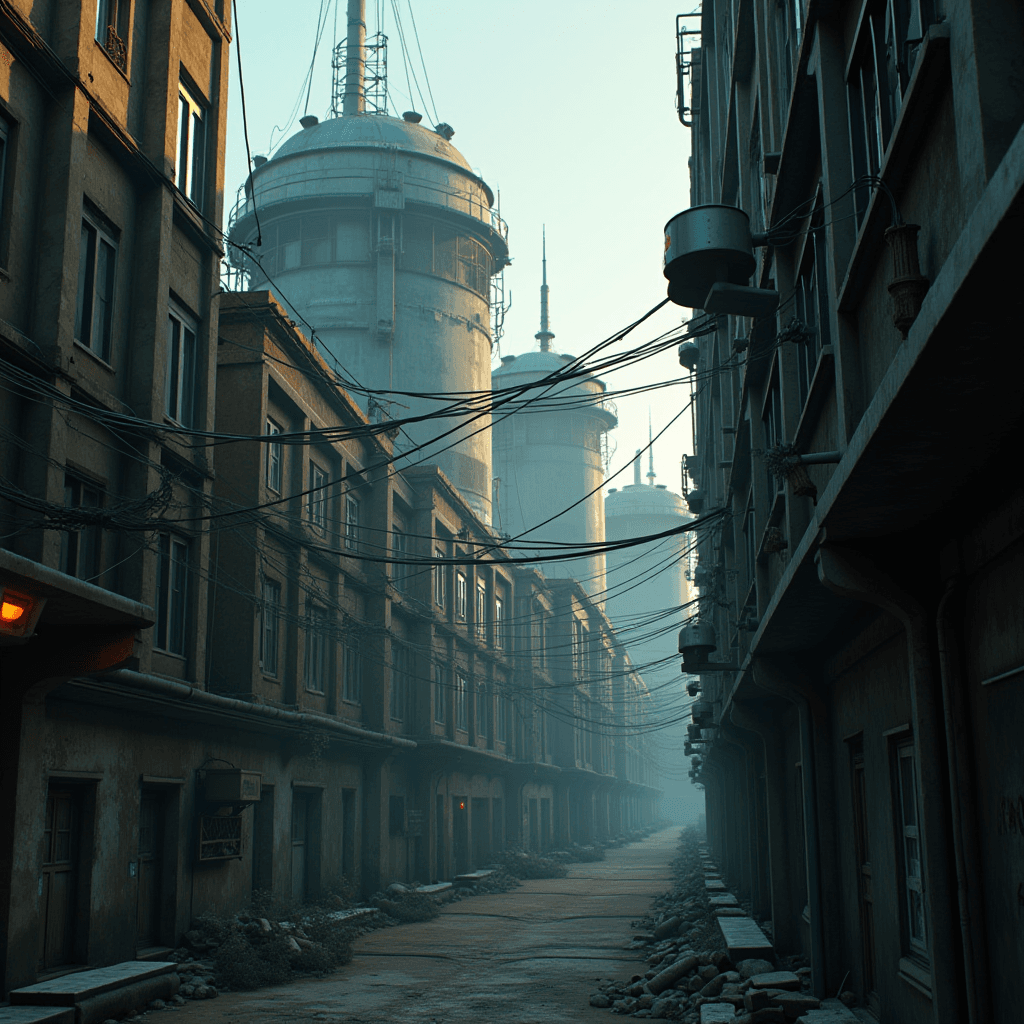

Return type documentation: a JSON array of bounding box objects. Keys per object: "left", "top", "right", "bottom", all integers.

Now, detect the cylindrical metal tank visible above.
[
  {"left": 228, "top": 112, "right": 509, "bottom": 522},
  {"left": 491, "top": 350, "right": 616, "bottom": 600},
  {"left": 605, "top": 470, "right": 698, "bottom": 820}
]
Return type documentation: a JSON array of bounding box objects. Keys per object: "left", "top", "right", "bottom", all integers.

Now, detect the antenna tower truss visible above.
[{"left": 332, "top": 32, "right": 389, "bottom": 116}]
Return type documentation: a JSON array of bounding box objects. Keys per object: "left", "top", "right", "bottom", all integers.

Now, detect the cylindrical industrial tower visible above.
[
  {"left": 491, "top": 236, "right": 617, "bottom": 600},
  {"left": 227, "top": 1, "right": 508, "bottom": 521},
  {"left": 604, "top": 451, "right": 697, "bottom": 821}
]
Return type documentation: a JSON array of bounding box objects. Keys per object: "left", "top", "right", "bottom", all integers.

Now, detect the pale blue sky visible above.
[{"left": 224, "top": 0, "right": 696, "bottom": 497}]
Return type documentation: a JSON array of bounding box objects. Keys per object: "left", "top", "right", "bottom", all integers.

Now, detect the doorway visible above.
[
  {"left": 540, "top": 798, "right": 551, "bottom": 851},
  {"left": 292, "top": 790, "right": 321, "bottom": 903},
  {"left": 452, "top": 796, "right": 469, "bottom": 875},
  {"left": 528, "top": 798, "right": 539, "bottom": 852},
  {"left": 136, "top": 790, "right": 165, "bottom": 949},
  {"left": 341, "top": 788, "right": 356, "bottom": 882},
  {"left": 38, "top": 787, "right": 82, "bottom": 970},
  {"left": 435, "top": 794, "right": 445, "bottom": 881},
  {"left": 471, "top": 798, "right": 489, "bottom": 868},
  {"left": 251, "top": 785, "right": 275, "bottom": 897}
]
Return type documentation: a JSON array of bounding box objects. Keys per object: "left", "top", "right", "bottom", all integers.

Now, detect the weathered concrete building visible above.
[{"left": 677, "top": 3, "right": 1024, "bottom": 1023}]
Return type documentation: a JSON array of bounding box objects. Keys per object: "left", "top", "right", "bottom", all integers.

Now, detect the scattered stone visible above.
[
  {"left": 590, "top": 994, "right": 612, "bottom": 1008},
  {"left": 736, "top": 959, "right": 776, "bottom": 980},
  {"left": 839, "top": 990, "right": 857, "bottom": 1007},
  {"left": 654, "top": 916, "right": 682, "bottom": 940},
  {"left": 773, "top": 992, "right": 821, "bottom": 1015},
  {"left": 147, "top": 999, "right": 166, "bottom": 1010}
]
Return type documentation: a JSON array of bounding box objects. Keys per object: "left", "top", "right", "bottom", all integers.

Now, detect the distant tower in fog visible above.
[
  {"left": 604, "top": 445, "right": 692, "bottom": 666},
  {"left": 491, "top": 232, "right": 616, "bottom": 601}
]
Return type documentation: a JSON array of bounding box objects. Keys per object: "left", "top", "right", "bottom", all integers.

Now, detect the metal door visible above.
[
  {"left": 39, "top": 790, "right": 77, "bottom": 969},
  {"left": 136, "top": 791, "right": 164, "bottom": 947}
]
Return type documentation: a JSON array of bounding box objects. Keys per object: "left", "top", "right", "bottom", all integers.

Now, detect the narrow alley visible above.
[{"left": 170, "top": 829, "right": 679, "bottom": 1024}]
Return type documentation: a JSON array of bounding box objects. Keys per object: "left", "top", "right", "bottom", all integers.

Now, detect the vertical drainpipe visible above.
[
  {"left": 343, "top": 0, "right": 366, "bottom": 115},
  {"left": 936, "top": 578, "right": 990, "bottom": 1024}
]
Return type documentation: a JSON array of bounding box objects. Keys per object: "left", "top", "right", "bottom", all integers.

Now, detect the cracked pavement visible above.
[{"left": 172, "top": 828, "right": 679, "bottom": 1023}]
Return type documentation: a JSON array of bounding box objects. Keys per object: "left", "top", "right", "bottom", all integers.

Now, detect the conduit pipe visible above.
[
  {"left": 936, "top": 579, "right": 990, "bottom": 1024},
  {"left": 97, "top": 669, "right": 417, "bottom": 748}
]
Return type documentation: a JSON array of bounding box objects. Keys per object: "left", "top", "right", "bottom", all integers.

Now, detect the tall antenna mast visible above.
[
  {"left": 535, "top": 226, "right": 554, "bottom": 352},
  {"left": 647, "top": 412, "right": 656, "bottom": 485},
  {"left": 342, "top": 0, "right": 366, "bottom": 114}
]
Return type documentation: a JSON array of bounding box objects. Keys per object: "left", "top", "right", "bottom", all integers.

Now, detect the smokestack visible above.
[
  {"left": 343, "top": 0, "right": 366, "bottom": 115},
  {"left": 634, "top": 450, "right": 642, "bottom": 487}
]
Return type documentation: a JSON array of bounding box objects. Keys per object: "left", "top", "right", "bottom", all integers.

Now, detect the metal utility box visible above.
[{"left": 203, "top": 768, "right": 262, "bottom": 804}]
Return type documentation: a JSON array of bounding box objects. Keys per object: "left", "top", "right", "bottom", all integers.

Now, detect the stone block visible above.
[
  {"left": 750, "top": 971, "right": 801, "bottom": 991},
  {"left": 648, "top": 954, "right": 699, "bottom": 995},
  {"left": 9, "top": 963, "right": 178, "bottom": 1006},
  {"left": 709, "top": 894, "right": 740, "bottom": 907},
  {"left": 700, "top": 1005, "right": 737, "bottom": 1023},
  {"left": 717, "top": 918, "right": 774, "bottom": 961},
  {"left": 716, "top": 907, "right": 748, "bottom": 917},
  {"left": 736, "top": 959, "right": 775, "bottom": 979}
]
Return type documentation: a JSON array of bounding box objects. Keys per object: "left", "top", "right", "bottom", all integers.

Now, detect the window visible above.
[
  {"left": 434, "top": 548, "right": 446, "bottom": 609},
  {"left": 389, "top": 794, "right": 405, "bottom": 836},
  {"left": 75, "top": 216, "right": 117, "bottom": 362},
  {"left": 176, "top": 81, "right": 206, "bottom": 208},
  {"left": 260, "top": 578, "right": 281, "bottom": 676},
  {"left": 454, "top": 673, "right": 468, "bottom": 731},
  {"left": 762, "top": 365, "right": 783, "bottom": 497},
  {"left": 476, "top": 682, "right": 489, "bottom": 738},
  {"left": 391, "top": 527, "right": 407, "bottom": 590},
  {"left": 794, "top": 200, "right": 832, "bottom": 409},
  {"left": 166, "top": 307, "right": 197, "bottom": 427},
  {"left": 155, "top": 533, "right": 188, "bottom": 655},
  {"left": 433, "top": 663, "right": 447, "bottom": 724},
  {"left": 895, "top": 740, "right": 927, "bottom": 956},
  {"left": 308, "top": 462, "right": 328, "bottom": 531},
  {"left": 60, "top": 474, "right": 103, "bottom": 581},
  {"left": 743, "top": 501, "right": 757, "bottom": 586},
  {"left": 265, "top": 419, "right": 283, "bottom": 492},
  {"left": 344, "top": 497, "right": 359, "bottom": 551},
  {"left": 390, "top": 645, "right": 410, "bottom": 721},
  {"left": 456, "top": 572, "right": 467, "bottom": 620},
  {"left": 494, "top": 596, "right": 505, "bottom": 650},
  {"left": 343, "top": 645, "right": 362, "bottom": 703},
  {"left": 303, "top": 606, "right": 328, "bottom": 693},
  {"left": 571, "top": 619, "right": 585, "bottom": 679},
  {"left": 496, "top": 693, "right": 508, "bottom": 743},
  {"left": 95, "top": 0, "right": 129, "bottom": 71},
  {"left": 476, "top": 580, "right": 487, "bottom": 639},
  {"left": 847, "top": 2, "right": 932, "bottom": 224}
]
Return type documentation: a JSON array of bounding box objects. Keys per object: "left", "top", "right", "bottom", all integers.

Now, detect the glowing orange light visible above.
[
  {"left": 459, "top": 802, "right": 465, "bottom": 810},
  {"left": 1, "top": 598, "right": 28, "bottom": 623}
]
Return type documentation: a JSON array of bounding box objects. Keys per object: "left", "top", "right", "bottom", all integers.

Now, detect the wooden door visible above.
[
  {"left": 39, "top": 790, "right": 78, "bottom": 970},
  {"left": 136, "top": 792, "right": 164, "bottom": 948},
  {"left": 851, "top": 751, "right": 880, "bottom": 1016}
]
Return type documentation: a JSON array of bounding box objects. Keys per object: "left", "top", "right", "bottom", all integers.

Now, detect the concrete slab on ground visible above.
[
  {"left": 416, "top": 882, "right": 453, "bottom": 894},
  {"left": 705, "top": 879, "right": 727, "bottom": 890},
  {"left": 699, "top": 1004, "right": 737, "bottom": 1022},
  {"left": 802, "top": 999, "right": 861, "bottom": 1022},
  {"left": 0, "top": 1010, "right": 75, "bottom": 1024},
  {"left": 708, "top": 894, "right": 738, "bottom": 907},
  {"left": 9, "top": 962, "right": 176, "bottom": 1005},
  {"left": 717, "top": 917, "right": 774, "bottom": 960}
]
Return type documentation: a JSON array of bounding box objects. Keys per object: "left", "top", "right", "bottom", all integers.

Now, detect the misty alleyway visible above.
[{"left": 170, "top": 829, "right": 678, "bottom": 1024}]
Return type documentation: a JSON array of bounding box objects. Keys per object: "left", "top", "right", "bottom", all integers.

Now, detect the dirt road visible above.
[{"left": 172, "top": 827, "right": 679, "bottom": 1023}]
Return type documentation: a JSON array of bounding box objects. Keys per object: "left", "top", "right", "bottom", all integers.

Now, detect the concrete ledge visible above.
[
  {"left": 704, "top": 879, "right": 726, "bottom": 891},
  {"left": 416, "top": 882, "right": 453, "bottom": 894},
  {"left": 454, "top": 870, "right": 494, "bottom": 886},
  {"left": 717, "top": 918, "right": 774, "bottom": 961},
  {"left": 699, "top": 1004, "right": 737, "bottom": 1022},
  {"left": 708, "top": 894, "right": 739, "bottom": 907},
  {"left": 801, "top": 1000, "right": 860, "bottom": 1022},
  {"left": 9, "top": 962, "right": 177, "bottom": 1005},
  {"left": 0, "top": 1010, "right": 76, "bottom": 1024}
]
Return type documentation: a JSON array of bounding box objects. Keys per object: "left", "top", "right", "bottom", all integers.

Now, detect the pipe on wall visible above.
[{"left": 936, "top": 578, "right": 990, "bottom": 1024}]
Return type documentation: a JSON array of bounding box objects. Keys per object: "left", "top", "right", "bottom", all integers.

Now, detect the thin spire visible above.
[
  {"left": 535, "top": 225, "right": 555, "bottom": 352},
  {"left": 647, "top": 412, "right": 656, "bottom": 485}
]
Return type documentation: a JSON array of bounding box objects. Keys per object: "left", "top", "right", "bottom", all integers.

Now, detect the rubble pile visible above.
[
  {"left": 499, "top": 850, "right": 569, "bottom": 879},
  {"left": 587, "top": 828, "right": 814, "bottom": 1023},
  {"left": 372, "top": 883, "right": 442, "bottom": 921}
]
